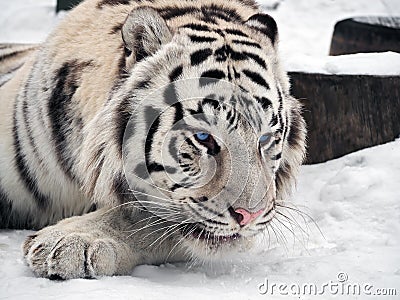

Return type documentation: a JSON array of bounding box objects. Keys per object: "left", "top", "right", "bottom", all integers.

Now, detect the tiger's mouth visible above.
[{"left": 180, "top": 223, "right": 240, "bottom": 244}]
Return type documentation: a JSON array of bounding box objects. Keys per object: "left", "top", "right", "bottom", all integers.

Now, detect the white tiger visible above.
[{"left": 0, "top": 0, "right": 306, "bottom": 279}]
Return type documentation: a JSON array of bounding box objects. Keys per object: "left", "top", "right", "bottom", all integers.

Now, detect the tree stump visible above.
[
  {"left": 289, "top": 72, "right": 400, "bottom": 164},
  {"left": 330, "top": 17, "right": 400, "bottom": 55},
  {"left": 56, "top": 0, "right": 82, "bottom": 12}
]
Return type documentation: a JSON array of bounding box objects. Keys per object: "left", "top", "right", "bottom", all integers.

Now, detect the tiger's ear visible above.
[
  {"left": 122, "top": 7, "right": 172, "bottom": 63},
  {"left": 245, "top": 13, "right": 278, "bottom": 45}
]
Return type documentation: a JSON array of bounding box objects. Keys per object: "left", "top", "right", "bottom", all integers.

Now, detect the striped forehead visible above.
[
  {"left": 177, "top": 24, "right": 279, "bottom": 108},
  {"left": 181, "top": 24, "right": 269, "bottom": 74},
  {"left": 124, "top": 21, "right": 283, "bottom": 135},
  {"left": 192, "top": 91, "right": 266, "bottom": 132},
  {"left": 178, "top": 24, "right": 279, "bottom": 131}
]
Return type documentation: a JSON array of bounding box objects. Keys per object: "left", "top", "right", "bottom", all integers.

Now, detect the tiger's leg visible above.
[{"left": 23, "top": 207, "right": 181, "bottom": 279}]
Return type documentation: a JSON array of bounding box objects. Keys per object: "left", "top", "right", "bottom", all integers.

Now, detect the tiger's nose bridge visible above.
[{"left": 243, "top": 161, "right": 272, "bottom": 210}]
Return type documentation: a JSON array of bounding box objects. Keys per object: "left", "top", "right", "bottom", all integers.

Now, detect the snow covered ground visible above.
[
  {"left": 1, "top": 0, "right": 400, "bottom": 299},
  {"left": 1, "top": 141, "right": 399, "bottom": 299}
]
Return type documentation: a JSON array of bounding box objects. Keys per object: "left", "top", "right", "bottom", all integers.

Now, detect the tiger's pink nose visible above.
[{"left": 231, "top": 208, "right": 264, "bottom": 226}]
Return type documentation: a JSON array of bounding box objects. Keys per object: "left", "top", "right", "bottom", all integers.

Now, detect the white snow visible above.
[
  {"left": 260, "top": 0, "right": 400, "bottom": 74},
  {"left": 0, "top": 0, "right": 59, "bottom": 44},
  {"left": 286, "top": 52, "right": 400, "bottom": 75},
  {"left": 1, "top": 0, "right": 400, "bottom": 299},
  {"left": 260, "top": 0, "right": 400, "bottom": 57}
]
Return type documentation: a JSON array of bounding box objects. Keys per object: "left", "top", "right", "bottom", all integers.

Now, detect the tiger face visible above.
[{"left": 116, "top": 7, "right": 306, "bottom": 256}]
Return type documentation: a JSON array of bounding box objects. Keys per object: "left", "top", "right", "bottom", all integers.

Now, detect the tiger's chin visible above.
[{"left": 179, "top": 223, "right": 259, "bottom": 259}]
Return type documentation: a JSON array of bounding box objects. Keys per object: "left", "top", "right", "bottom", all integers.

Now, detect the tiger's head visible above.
[{"left": 99, "top": 7, "right": 306, "bottom": 258}]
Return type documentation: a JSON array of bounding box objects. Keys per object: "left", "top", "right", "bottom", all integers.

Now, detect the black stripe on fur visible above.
[
  {"left": 225, "top": 28, "right": 248, "bottom": 37},
  {"left": 255, "top": 96, "right": 272, "bottom": 110},
  {"left": 48, "top": 60, "right": 92, "bottom": 184},
  {"left": 164, "top": 83, "right": 179, "bottom": 106},
  {"left": 185, "top": 136, "right": 201, "bottom": 155},
  {"left": 0, "top": 186, "right": 21, "bottom": 229},
  {"left": 13, "top": 96, "right": 50, "bottom": 210},
  {"left": 0, "top": 48, "right": 31, "bottom": 63},
  {"left": 189, "top": 35, "right": 218, "bottom": 43},
  {"left": 169, "top": 65, "right": 183, "bottom": 82},
  {"left": 0, "top": 63, "right": 24, "bottom": 88},
  {"left": 271, "top": 152, "right": 282, "bottom": 160},
  {"left": 0, "top": 185, "right": 36, "bottom": 229},
  {"left": 242, "top": 69, "right": 270, "bottom": 89},
  {"left": 214, "top": 45, "right": 266, "bottom": 69},
  {"left": 231, "top": 39, "right": 261, "bottom": 48},
  {"left": 165, "top": 68, "right": 186, "bottom": 125},
  {"left": 0, "top": 187, "right": 12, "bottom": 228},
  {"left": 22, "top": 87, "right": 44, "bottom": 166},
  {"left": 270, "top": 113, "right": 278, "bottom": 127},
  {"left": 242, "top": 51, "right": 267, "bottom": 69},
  {"left": 172, "top": 102, "right": 185, "bottom": 124},
  {"left": 200, "top": 5, "right": 243, "bottom": 22},
  {"left": 168, "top": 137, "right": 179, "bottom": 162},
  {"left": 275, "top": 161, "right": 291, "bottom": 195},
  {"left": 199, "top": 69, "right": 226, "bottom": 87},
  {"left": 144, "top": 106, "right": 161, "bottom": 169},
  {"left": 159, "top": 6, "right": 198, "bottom": 19},
  {"left": 159, "top": 5, "right": 242, "bottom": 22},
  {"left": 287, "top": 111, "right": 303, "bottom": 147},
  {"left": 115, "top": 96, "right": 133, "bottom": 156},
  {"left": 114, "top": 76, "right": 154, "bottom": 156},
  {"left": 181, "top": 23, "right": 212, "bottom": 32},
  {"left": 191, "top": 48, "right": 213, "bottom": 66}
]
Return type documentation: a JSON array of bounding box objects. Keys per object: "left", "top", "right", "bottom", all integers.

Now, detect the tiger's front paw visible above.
[{"left": 23, "top": 229, "right": 122, "bottom": 279}]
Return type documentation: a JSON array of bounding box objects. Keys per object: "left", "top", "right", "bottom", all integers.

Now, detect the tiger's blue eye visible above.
[
  {"left": 195, "top": 132, "right": 210, "bottom": 141},
  {"left": 259, "top": 134, "right": 271, "bottom": 144}
]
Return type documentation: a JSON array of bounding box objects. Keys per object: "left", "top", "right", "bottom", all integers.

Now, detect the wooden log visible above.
[
  {"left": 56, "top": 0, "right": 83, "bottom": 12},
  {"left": 330, "top": 17, "right": 400, "bottom": 55},
  {"left": 289, "top": 72, "right": 400, "bottom": 164}
]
